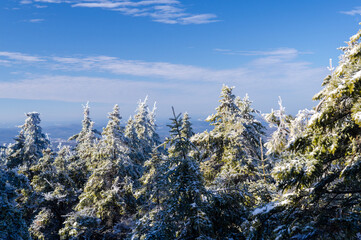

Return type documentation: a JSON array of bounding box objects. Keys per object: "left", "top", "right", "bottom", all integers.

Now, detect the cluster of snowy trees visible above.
[{"left": 2, "top": 29, "right": 361, "bottom": 240}]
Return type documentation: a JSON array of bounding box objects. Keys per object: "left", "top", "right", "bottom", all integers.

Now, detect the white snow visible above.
[{"left": 252, "top": 203, "right": 275, "bottom": 215}]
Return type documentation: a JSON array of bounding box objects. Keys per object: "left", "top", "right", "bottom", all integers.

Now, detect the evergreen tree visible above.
[
  {"left": 68, "top": 103, "right": 100, "bottom": 185},
  {"left": 263, "top": 97, "right": 314, "bottom": 156},
  {"left": 125, "top": 97, "right": 161, "bottom": 165},
  {"left": 133, "top": 109, "right": 214, "bottom": 240},
  {"left": 60, "top": 105, "right": 139, "bottom": 239},
  {"left": 191, "top": 86, "right": 272, "bottom": 238},
  {"left": 69, "top": 102, "right": 101, "bottom": 144},
  {"left": 3, "top": 112, "right": 50, "bottom": 231},
  {"left": 0, "top": 168, "right": 30, "bottom": 240},
  {"left": 192, "top": 86, "right": 269, "bottom": 199},
  {"left": 29, "top": 147, "right": 79, "bottom": 240},
  {"left": 249, "top": 28, "right": 361, "bottom": 239},
  {"left": 6, "top": 112, "right": 49, "bottom": 176}
]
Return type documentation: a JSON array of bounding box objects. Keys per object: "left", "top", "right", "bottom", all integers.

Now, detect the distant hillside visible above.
[{"left": 0, "top": 119, "right": 272, "bottom": 146}]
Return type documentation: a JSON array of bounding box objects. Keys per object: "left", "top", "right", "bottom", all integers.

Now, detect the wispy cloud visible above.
[
  {"left": 34, "top": 5, "right": 48, "bottom": 8},
  {"left": 214, "top": 47, "right": 312, "bottom": 57},
  {"left": 214, "top": 47, "right": 314, "bottom": 64},
  {"left": 0, "top": 51, "right": 44, "bottom": 62},
  {"left": 341, "top": 7, "right": 361, "bottom": 15},
  {"left": 28, "top": 18, "right": 45, "bottom": 23},
  {"left": 0, "top": 49, "right": 327, "bottom": 115},
  {"left": 19, "top": 0, "right": 219, "bottom": 24},
  {"left": 1, "top": 52, "right": 246, "bottom": 82}
]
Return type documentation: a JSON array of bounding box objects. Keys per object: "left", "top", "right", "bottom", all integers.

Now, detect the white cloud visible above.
[
  {"left": 180, "top": 14, "right": 218, "bottom": 24},
  {"left": 0, "top": 51, "right": 44, "bottom": 62},
  {"left": 18, "top": 0, "right": 219, "bottom": 24},
  {"left": 0, "top": 54, "right": 245, "bottom": 82},
  {"left": 28, "top": 18, "right": 45, "bottom": 22},
  {"left": 61, "top": 57, "right": 250, "bottom": 82},
  {"left": 34, "top": 4, "right": 48, "bottom": 8},
  {"left": 341, "top": 7, "right": 361, "bottom": 15},
  {"left": 72, "top": 2, "right": 127, "bottom": 8},
  {"left": 0, "top": 49, "right": 328, "bottom": 116},
  {"left": 214, "top": 47, "right": 312, "bottom": 57},
  {"left": 0, "top": 50, "right": 324, "bottom": 85}
]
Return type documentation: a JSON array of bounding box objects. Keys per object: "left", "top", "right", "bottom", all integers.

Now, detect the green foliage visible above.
[
  {"left": 192, "top": 86, "right": 267, "bottom": 187},
  {"left": 61, "top": 104, "right": 139, "bottom": 239},
  {"left": 133, "top": 109, "right": 215, "bottom": 240},
  {"left": 251, "top": 27, "right": 361, "bottom": 239},
  {"left": 6, "top": 112, "right": 49, "bottom": 175},
  {"left": 125, "top": 97, "right": 161, "bottom": 165},
  {"left": 29, "top": 147, "right": 79, "bottom": 240},
  {"left": 0, "top": 168, "right": 30, "bottom": 240}
]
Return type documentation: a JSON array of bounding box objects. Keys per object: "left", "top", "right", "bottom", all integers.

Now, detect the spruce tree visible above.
[
  {"left": 192, "top": 86, "right": 269, "bottom": 199},
  {"left": 3, "top": 112, "right": 50, "bottom": 232},
  {"left": 133, "top": 109, "right": 214, "bottom": 240},
  {"left": 191, "top": 86, "right": 272, "bottom": 238},
  {"left": 28, "top": 147, "right": 79, "bottom": 240},
  {"left": 0, "top": 168, "right": 30, "bottom": 240},
  {"left": 125, "top": 97, "right": 161, "bottom": 165},
  {"left": 68, "top": 103, "right": 100, "bottom": 186},
  {"left": 6, "top": 112, "right": 49, "bottom": 176},
  {"left": 60, "top": 105, "right": 138, "bottom": 239},
  {"left": 249, "top": 27, "right": 361, "bottom": 239}
]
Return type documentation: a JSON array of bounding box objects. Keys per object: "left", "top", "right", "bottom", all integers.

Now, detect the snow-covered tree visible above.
[
  {"left": 28, "top": 147, "right": 79, "bottom": 240},
  {"left": 0, "top": 168, "right": 30, "bottom": 240},
  {"left": 68, "top": 103, "right": 100, "bottom": 185},
  {"left": 192, "top": 86, "right": 268, "bottom": 196},
  {"left": 125, "top": 97, "right": 161, "bottom": 165},
  {"left": 133, "top": 109, "right": 215, "bottom": 240},
  {"left": 190, "top": 86, "right": 273, "bottom": 238},
  {"left": 69, "top": 102, "right": 100, "bottom": 144},
  {"left": 2, "top": 112, "right": 50, "bottom": 231},
  {"left": 60, "top": 105, "right": 139, "bottom": 239},
  {"left": 264, "top": 97, "right": 314, "bottom": 156},
  {"left": 249, "top": 27, "right": 361, "bottom": 240},
  {"left": 6, "top": 112, "right": 49, "bottom": 174}
]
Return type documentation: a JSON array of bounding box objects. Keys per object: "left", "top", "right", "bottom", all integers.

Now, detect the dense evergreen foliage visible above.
[{"left": 2, "top": 27, "right": 361, "bottom": 240}]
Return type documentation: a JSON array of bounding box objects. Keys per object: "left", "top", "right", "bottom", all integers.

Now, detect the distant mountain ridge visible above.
[{"left": 0, "top": 119, "right": 272, "bottom": 146}]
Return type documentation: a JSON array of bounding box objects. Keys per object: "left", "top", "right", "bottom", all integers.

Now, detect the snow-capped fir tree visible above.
[
  {"left": 133, "top": 109, "right": 215, "bottom": 240},
  {"left": 6, "top": 112, "right": 49, "bottom": 176},
  {"left": 60, "top": 105, "right": 139, "bottom": 239},
  {"left": 68, "top": 103, "right": 100, "bottom": 182},
  {"left": 136, "top": 148, "right": 166, "bottom": 213},
  {"left": 136, "top": 112, "right": 193, "bottom": 214},
  {"left": 28, "top": 149, "right": 60, "bottom": 240},
  {"left": 148, "top": 102, "right": 160, "bottom": 143},
  {"left": 28, "top": 147, "right": 79, "bottom": 240},
  {"left": 125, "top": 97, "right": 161, "bottom": 165},
  {"left": 69, "top": 102, "right": 100, "bottom": 144},
  {"left": 263, "top": 97, "right": 314, "bottom": 156},
  {"left": 97, "top": 105, "right": 139, "bottom": 172},
  {"left": 192, "top": 86, "right": 269, "bottom": 198},
  {"left": 3, "top": 112, "right": 50, "bottom": 230},
  {"left": 248, "top": 27, "right": 361, "bottom": 239},
  {"left": 181, "top": 112, "right": 195, "bottom": 139},
  {"left": 0, "top": 168, "right": 30, "bottom": 240},
  {"left": 191, "top": 86, "right": 272, "bottom": 238}
]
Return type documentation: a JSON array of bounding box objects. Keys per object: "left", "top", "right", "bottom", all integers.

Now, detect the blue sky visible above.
[{"left": 1, "top": 0, "right": 361, "bottom": 126}]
